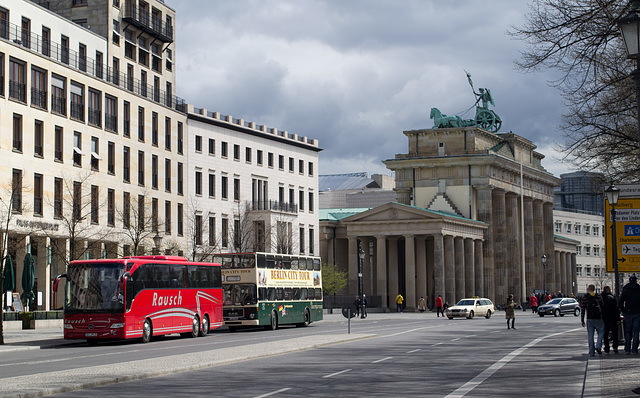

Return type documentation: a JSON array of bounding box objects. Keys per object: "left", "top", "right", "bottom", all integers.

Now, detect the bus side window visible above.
[
  {"left": 292, "top": 288, "right": 301, "bottom": 300},
  {"left": 284, "top": 288, "right": 293, "bottom": 300},
  {"left": 267, "top": 288, "right": 276, "bottom": 301},
  {"left": 213, "top": 267, "right": 221, "bottom": 288},
  {"left": 275, "top": 288, "right": 284, "bottom": 301},
  {"left": 258, "top": 287, "right": 267, "bottom": 301},
  {"left": 313, "top": 259, "right": 321, "bottom": 271},
  {"left": 291, "top": 260, "right": 298, "bottom": 270},
  {"left": 300, "top": 288, "right": 307, "bottom": 300},
  {"left": 315, "top": 288, "right": 322, "bottom": 299}
]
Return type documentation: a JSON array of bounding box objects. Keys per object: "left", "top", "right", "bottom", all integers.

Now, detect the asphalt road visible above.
[{"left": 4, "top": 312, "right": 593, "bottom": 397}]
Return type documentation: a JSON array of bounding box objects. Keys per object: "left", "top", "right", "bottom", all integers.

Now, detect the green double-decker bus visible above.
[{"left": 214, "top": 252, "right": 323, "bottom": 331}]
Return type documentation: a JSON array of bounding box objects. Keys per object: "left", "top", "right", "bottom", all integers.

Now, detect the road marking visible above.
[
  {"left": 372, "top": 356, "right": 393, "bottom": 363},
  {"left": 254, "top": 388, "right": 291, "bottom": 397},
  {"left": 322, "top": 369, "right": 352, "bottom": 378},
  {"left": 384, "top": 325, "right": 440, "bottom": 337},
  {"left": 431, "top": 342, "right": 443, "bottom": 347},
  {"left": 407, "top": 349, "right": 421, "bottom": 354},
  {"left": 464, "top": 335, "right": 476, "bottom": 338},
  {"left": 444, "top": 328, "right": 581, "bottom": 398}
]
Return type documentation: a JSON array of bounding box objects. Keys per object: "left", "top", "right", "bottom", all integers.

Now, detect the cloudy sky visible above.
[{"left": 166, "top": 0, "right": 571, "bottom": 178}]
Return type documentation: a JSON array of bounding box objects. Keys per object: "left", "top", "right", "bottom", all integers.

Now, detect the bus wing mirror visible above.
[
  {"left": 53, "top": 274, "right": 67, "bottom": 293},
  {"left": 119, "top": 272, "right": 130, "bottom": 291}
]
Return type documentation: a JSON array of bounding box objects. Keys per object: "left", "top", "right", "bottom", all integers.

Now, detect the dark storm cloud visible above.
[{"left": 168, "top": 0, "right": 570, "bottom": 176}]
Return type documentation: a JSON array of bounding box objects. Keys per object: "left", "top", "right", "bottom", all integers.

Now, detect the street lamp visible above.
[
  {"left": 618, "top": 0, "right": 640, "bottom": 158},
  {"left": 153, "top": 232, "right": 163, "bottom": 255},
  {"left": 358, "top": 243, "right": 365, "bottom": 319},
  {"left": 541, "top": 254, "right": 547, "bottom": 298},
  {"left": 605, "top": 183, "right": 621, "bottom": 300}
]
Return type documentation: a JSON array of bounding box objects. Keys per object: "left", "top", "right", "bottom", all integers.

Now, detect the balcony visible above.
[
  {"left": 9, "top": 80, "right": 26, "bottom": 102},
  {"left": 123, "top": 4, "right": 173, "bottom": 43},
  {"left": 248, "top": 200, "right": 298, "bottom": 214},
  {"left": 70, "top": 101, "right": 84, "bottom": 121},
  {"left": 30, "top": 88, "right": 47, "bottom": 109},
  {"left": 51, "top": 95, "right": 66, "bottom": 115}
]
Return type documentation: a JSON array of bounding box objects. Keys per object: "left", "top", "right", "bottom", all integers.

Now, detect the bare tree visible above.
[
  {"left": 510, "top": 0, "right": 640, "bottom": 181},
  {"left": 184, "top": 198, "right": 221, "bottom": 262},
  {"left": 270, "top": 211, "right": 297, "bottom": 255},
  {"left": 117, "top": 191, "right": 163, "bottom": 256}
]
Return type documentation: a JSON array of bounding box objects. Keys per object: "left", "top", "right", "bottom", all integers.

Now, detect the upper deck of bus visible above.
[{"left": 213, "top": 252, "right": 321, "bottom": 270}]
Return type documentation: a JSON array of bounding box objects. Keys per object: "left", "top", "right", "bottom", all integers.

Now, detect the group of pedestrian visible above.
[
  {"left": 352, "top": 295, "right": 368, "bottom": 317},
  {"left": 582, "top": 274, "right": 640, "bottom": 357}
]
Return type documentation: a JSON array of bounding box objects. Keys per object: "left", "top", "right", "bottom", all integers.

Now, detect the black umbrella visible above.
[{"left": 2, "top": 255, "right": 14, "bottom": 292}]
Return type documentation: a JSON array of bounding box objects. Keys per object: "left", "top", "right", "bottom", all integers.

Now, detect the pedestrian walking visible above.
[
  {"left": 581, "top": 284, "right": 605, "bottom": 357},
  {"left": 354, "top": 295, "right": 361, "bottom": 317},
  {"left": 601, "top": 285, "right": 620, "bottom": 354},
  {"left": 436, "top": 295, "right": 444, "bottom": 317},
  {"left": 362, "top": 294, "right": 368, "bottom": 318},
  {"left": 395, "top": 293, "right": 404, "bottom": 313},
  {"left": 529, "top": 294, "right": 538, "bottom": 314},
  {"left": 418, "top": 296, "right": 427, "bottom": 313},
  {"left": 619, "top": 274, "right": 640, "bottom": 355},
  {"left": 505, "top": 294, "right": 516, "bottom": 329}
]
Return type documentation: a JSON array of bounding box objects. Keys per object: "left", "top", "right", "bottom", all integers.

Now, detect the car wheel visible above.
[
  {"left": 141, "top": 319, "right": 152, "bottom": 344},
  {"left": 539, "top": 313, "right": 544, "bottom": 317},
  {"left": 467, "top": 310, "right": 474, "bottom": 319},
  {"left": 485, "top": 310, "right": 492, "bottom": 319},
  {"left": 574, "top": 308, "right": 580, "bottom": 317},
  {"left": 554, "top": 309, "right": 560, "bottom": 317},
  {"left": 447, "top": 316, "right": 453, "bottom": 320}
]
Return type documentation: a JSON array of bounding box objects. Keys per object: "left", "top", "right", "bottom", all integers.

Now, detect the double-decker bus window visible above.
[
  {"left": 291, "top": 259, "right": 298, "bottom": 270},
  {"left": 257, "top": 254, "right": 267, "bottom": 268},
  {"left": 258, "top": 287, "right": 267, "bottom": 301},
  {"left": 267, "top": 287, "right": 276, "bottom": 301},
  {"left": 315, "top": 288, "right": 322, "bottom": 299},
  {"left": 276, "top": 287, "right": 284, "bottom": 300},
  {"left": 293, "top": 288, "right": 301, "bottom": 300},
  {"left": 266, "top": 255, "right": 275, "bottom": 269},
  {"left": 313, "top": 258, "right": 321, "bottom": 271},
  {"left": 300, "top": 288, "right": 308, "bottom": 300},
  {"left": 284, "top": 288, "right": 293, "bottom": 300},
  {"left": 282, "top": 258, "right": 291, "bottom": 269},
  {"left": 239, "top": 255, "right": 253, "bottom": 268}
]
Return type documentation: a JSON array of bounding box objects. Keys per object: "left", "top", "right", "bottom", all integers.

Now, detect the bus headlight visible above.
[
  {"left": 249, "top": 313, "right": 255, "bottom": 319},
  {"left": 110, "top": 323, "right": 125, "bottom": 328},
  {"left": 64, "top": 324, "right": 73, "bottom": 329}
]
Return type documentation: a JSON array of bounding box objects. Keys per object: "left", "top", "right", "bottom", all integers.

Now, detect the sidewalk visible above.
[{"left": 1, "top": 312, "right": 639, "bottom": 397}]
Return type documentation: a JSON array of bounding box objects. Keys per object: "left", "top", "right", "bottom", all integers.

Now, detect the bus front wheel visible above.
[
  {"left": 199, "top": 315, "right": 210, "bottom": 337},
  {"left": 141, "top": 319, "right": 152, "bottom": 344},
  {"left": 266, "top": 311, "right": 278, "bottom": 331}
]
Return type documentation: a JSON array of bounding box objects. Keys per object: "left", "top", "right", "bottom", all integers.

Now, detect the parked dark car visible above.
[{"left": 538, "top": 298, "right": 580, "bottom": 317}]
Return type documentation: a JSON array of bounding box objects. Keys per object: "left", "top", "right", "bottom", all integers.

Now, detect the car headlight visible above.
[{"left": 64, "top": 324, "right": 73, "bottom": 329}]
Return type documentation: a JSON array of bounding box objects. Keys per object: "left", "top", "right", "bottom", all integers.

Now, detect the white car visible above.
[{"left": 445, "top": 298, "right": 494, "bottom": 319}]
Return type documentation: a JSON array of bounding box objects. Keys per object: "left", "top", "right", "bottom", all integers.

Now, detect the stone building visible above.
[{"left": 320, "top": 126, "right": 578, "bottom": 310}]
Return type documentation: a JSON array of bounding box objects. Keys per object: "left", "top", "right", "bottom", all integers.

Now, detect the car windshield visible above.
[
  {"left": 545, "top": 298, "right": 562, "bottom": 305},
  {"left": 456, "top": 299, "right": 475, "bottom": 306}
]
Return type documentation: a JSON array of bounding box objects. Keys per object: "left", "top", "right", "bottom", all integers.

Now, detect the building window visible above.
[
  {"left": 54, "top": 177, "right": 63, "bottom": 218},
  {"left": 152, "top": 112, "right": 158, "bottom": 146},
  {"left": 221, "top": 176, "right": 228, "bottom": 200},
  {"left": 221, "top": 142, "right": 228, "bottom": 158},
  {"left": 105, "top": 95, "right": 118, "bottom": 132},
  {"left": 308, "top": 162, "right": 314, "bottom": 176},
  {"left": 123, "top": 101, "right": 130, "bottom": 137},
  {"left": 309, "top": 192, "right": 314, "bottom": 213},
  {"left": 209, "top": 139, "right": 215, "bottom": 155},
  {"left": 88, "top": 89, "right": 102, "bottom": 127},
  {"left": 165, "top": 200, "right": 171, "bottom": 234},
  {"left": 152, "top": 198, "right": 158, "bottom": 232},
  {"left": 555, "top": 221, "right": 562, "bottom": 233},
  {"left": 33, "top": 173, "right": 43, "bottom": 216},
  {"left": 268, "top": 153, "right": 274, "bottom": 168},
  {"left": 12, "top": 114, "right": 22, "bottom": 152},
  {"left": 221, "top": 217, "right": 228, "bottom": 248},
  {"left": 70, "top": 82, "right": 84, "bottom": 121},
  {"left": 257, "top": 150, "right": 263, "bottom": 165},
  {"left": 107, "top": 189, "right": 115, "bottom": 226},
  {"left": 9, "top": 58, "right": 26, "bottom": 102},
  {"left": 195, "top": 215, "right": 203, "bottom": 246},
  {"left": 177, "top": 122, "right": 183, "bottom": 154},
  {"left": 565, "top": 223, "right": 571, "bottom": 233},
  {"left": 21, "top": 18, "right": 30, "bottom": 49},
  {"left": 195, "top": 170, "right": 202, "bottom": 195},
  {"left": 289, "top": 157, "right": 294, "bottom": 172},
  {"left": 585, "top": 225, "right": 591, "bottom": 235},
  {"left": 42, "top": 27, "right": 50, "bottom": 57},
  {"left": 91, "top": 137, "right": 100, "bottom": 171},
  {"left": 34, "top": 120, "right": 43, "bottom": 157},
  {"left": 309, "top": 228, "right": 314, "bottom": 254},
  {"left": 593, "top": 226, "right": 600, "bottom": 236},
  {"left": 585, "top": 246, "right": 591, "bottom": 256},
  {"left": 78, "top": 43, "right": 87, "bottom": 72},
  {"left": 299, "top": 190, "right": 304, "bottom": 211},
  {"left": 123, "top": 146, "right": 130, "bottom": 183},
  {"left": 177, "top": 203, "right": 184, "bottom": 236},
  {"left": 152, "top": 155, "right": 158, "bottom": 189},
  {"left": 138, "top": 195, "right": 145, "bottom": 231},
  {"left": 138, "top": 150, "right": 145, "bottom": 185},
  {"left": 112, "top": 57, "right": 120, "bottom": 85},
  {"left": 165, "top": 159, "right": 171, "bottom": 192},
  {"left": 11, "top": 169, "right": 22, "bottom": 213},
  {"left": 574, "top": 224, "right": 581, "bottom": 234},
  {"left": 72, "top": 181, "right": 81, "bottom": 221},
  {"left": 73, "top": 132, "right": 82, "bottom": 166},
  {"left": 234, "top": 178, "right": 240, "bottom": 201},
  {"left": 209, "top": 173, "right": 215, "bottom": 197},
  {"left": 55, "top": 126, "right": 63, "bottom": 162},
  {"left": 108, "top": 141, "right": 115, "bottom": 175},
  {"left": 576, "top": 266, "right": 582, "bottom": 277},
  {"left": 299, "top": 159, "right": 304, "bottom": 174},
  {"left": 177, "top": 162, "right": 184, "bottom": 194},
  {"left": 91, "top": 185, "right": 99, "bottom": 224},
  {"left": 279, "top": 155, "right": 284, "bottom": 170},
  {"left": 138, "top": 107, "right": 145, "bottom": 141},
  {"left": 165, "top": 117, "right": 171, "bottom": 150},
  {"left": 51, "top": 74, "right": 66, "bottom": 115},
  {"left": 31, "top": 67, "right": 47, "bottom": 109},
  {"left": 123, "top": 191, "right": 130, "bottom": 229},
  {"left": 61, "top": 35, "right": 69, "bottom": 64},
  {"left": 140, "top": 70, "right": 147, "bottom": 97},
  {"left": 95, "top": 51, "right": 103, "bottom": 79},
  {"left": 233, "top": 144, "right": 240, "bottom": 160},
  {"left": 246, "top": 147, "right": 252, "bottom": 163},
  {"left": 209, "top": 216, "right": 216, "bottom": 246},
  {"left": 577, "top": 246, "right": 582, "bottom": 255},
  {"left": 300, "top": 227, "right": 305, "bottom": 254},
  {"left": 585, "top": 266, "right": 591, "bottom": 277},
  {"left": 195, "top": 135, "right": 202, "bottom": 152},
  {"left": 594, "top": 246, "right": 600, "bottom": 257}
]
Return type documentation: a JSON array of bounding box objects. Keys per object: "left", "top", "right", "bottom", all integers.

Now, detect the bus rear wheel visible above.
[
  {"left": 297, "top": 309, "right": 311, "bottom": 327},
  {"left": 199, "top": 315, "right": 210, "bottom": 337},
  {"left": 141, "top": 319, "right": 152, "bottom": 344}
]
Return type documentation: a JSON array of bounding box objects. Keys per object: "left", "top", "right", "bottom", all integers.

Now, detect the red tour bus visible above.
[{"left": 54, "top": 255, "right": 222, "bottom": 343}]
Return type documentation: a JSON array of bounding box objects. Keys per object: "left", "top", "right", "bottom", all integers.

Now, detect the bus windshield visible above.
[
  {"left": 65, "top": 262, "right": 126, "bottom": 313},
  {"left": 223, "top": 283, "right": 257, "bottom": 306}
]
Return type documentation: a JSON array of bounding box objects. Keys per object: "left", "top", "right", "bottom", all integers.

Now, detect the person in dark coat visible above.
[
  {"left": 601, "top": 285, "right": 620, "bottom": 354},
  {"left": 619, "top": 274, "right": 640, "bottom": 354},
  {"left": 353, "top": 296, "right": 361, "bottom": 317},
  {"left": 505, "top": 294, "right": 516, "bottom": 329}
]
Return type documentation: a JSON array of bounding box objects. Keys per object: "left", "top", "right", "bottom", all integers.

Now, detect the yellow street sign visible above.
[{"left": 605, "top": 196, "right": 640, "bottom": 273}]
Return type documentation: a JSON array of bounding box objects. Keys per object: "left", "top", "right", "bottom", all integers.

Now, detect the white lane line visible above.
[
  {"left": 451, "top": 338, "right": 460, "bottom": 342},
  {"left": 444, "top": 328, "right": 581, "bottom": 398},
  {"left": 407, "top": 349, "right": 421, "bottom": 354},
  {"left": 431, "top": 342, "right": 443, "bottom": 347},
  {"left": 372, "top": 356, "right": 393, "bottom": 363},
  {"left": 254, "top": 388, "right": 291, "bottom": 398},
  {"left": 464, "top": 335, "right": 476, "bottom": 338},
  {"left": 384, "top": 325, "right": 440, "bottom": 337},
  {"left": 322, "top": 369, "right": 352, "bottom": 379}
]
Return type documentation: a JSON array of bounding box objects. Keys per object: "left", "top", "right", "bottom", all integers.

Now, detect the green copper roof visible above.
[{"left": 319, "top": 208, "right": 372, "bottom": 221}]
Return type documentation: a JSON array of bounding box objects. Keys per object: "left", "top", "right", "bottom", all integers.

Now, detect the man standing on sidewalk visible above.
[
  {"left": 601, "top": 285, "right": 620, "bottom": 354},
  {"left": 581, "top": 284, "right": 605, "bottom": 357},
  {"left": 619, "top": 274, "right": 640, "bottom": 354}
]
